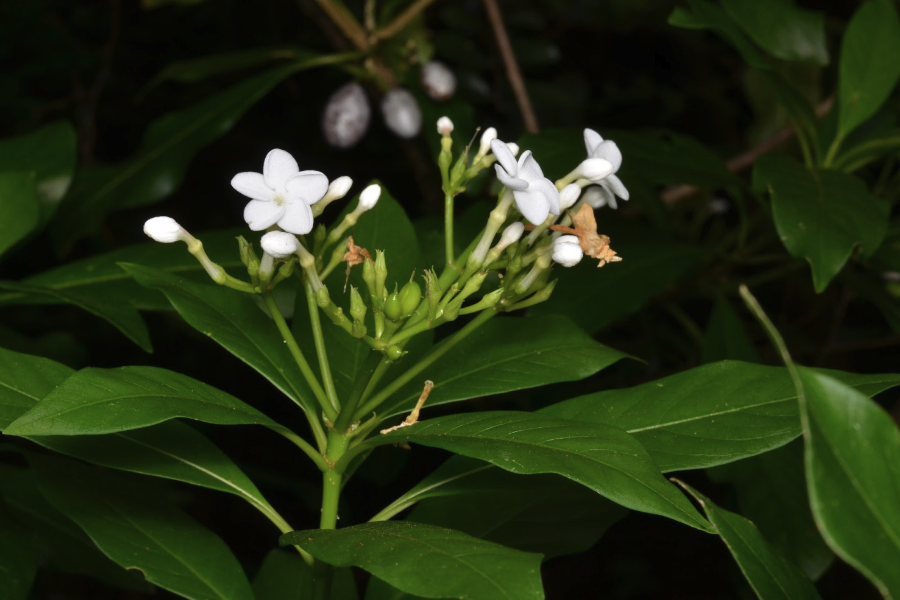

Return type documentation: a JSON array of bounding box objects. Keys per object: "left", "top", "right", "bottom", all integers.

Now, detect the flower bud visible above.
[
  {"left": 381, "top": 88, "right": 422, "bottom": 139},
  {"left": 499, "top": 222, "right": 525, "bottom": 249},
  {"left": 399, "top": 280, "right": 422, "bottom": 316},
  {"left": 325, "top": 176, "right": 353, "bottom": 203},
  {"left": 578, "top": 158, "right": 615, "bottom": 182},
  {"left": 144, "top": 217, "right": 188, "bottom": 244},
  {"left": 260, "top": 231, "right": 300, "bottom": 259},
  {"left": 374, "top": 250, "right": 387, "bottom": 299},
  {"left": 237, "top": 235, "right": 253, "bottom": 267},
  {"left": 559, "top": 184, "right": 581, "bottom": 211},
  {"left": 316, "top": 286, "right": 331, "bottom": 308},
  {"left": 323, "top": 82, "right": 371, "bottom": 149},
  {"left": 350, "top": 286, "right": 367, "bottom": 330},
  {"left": 359, "top": 184, "right": 381, "bottom": 211},
  {"left": 475, "top": 127, "right": 497, "bottom": 162},
  {"left": 552, "top": 235, "right": 583, "bottom": 267},
  {"left": 480, "top": 288, "right": 504, "bottom": 308},
  {"left": 424, "top": 269, "right": 442, "bottom": 320},
  {"left": 362, "top": 256, "right": 377, "bottom": 296},
  {"left": 421, "top": 61, "right": 457, "bottom": 101},
  {"left": 384, "top": 284, "right": 402, "bottom": 321},
  {"left": 506, "top": 143, "right": 520, "bottom": 157},
  {"left": 436, "top": 116, "right": 454, "bottom": 136}
]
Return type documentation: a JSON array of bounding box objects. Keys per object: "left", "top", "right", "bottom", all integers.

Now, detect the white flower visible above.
[
  {"left": 437, "top": 116, "right": 454, "bottom": 135},
  {"left": 584, "top": 128, "right": 629, "bottom": 204},
  {"left": 552, "top": 235, "right": 583, "bottom": 267},
  {"left": 231, "top": 149, "right": 329, "bottom": 235},
  {"left": 260, "top": 231, "right": 300, "bottom": 259},
  {"left": 559, "top": 184, "right": 581, "bottom": 211},
  {"left": 490, "top": 139, "right": 561, "bottom": 225},
  {"left": 582, "top": 185, "right": 616, "bottom": 210},
  {"left": 359, "top": 184, "right": 381, "bottom": 210},
  {"left": 144, "top": 217, "right": 189, "bottom": 243}
]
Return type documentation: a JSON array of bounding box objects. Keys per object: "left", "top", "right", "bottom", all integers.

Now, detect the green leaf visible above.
[
  {"left": 837, "top": 0, "right": 900, "bottom": 138},
  {"left": 798, "top": 368, "right": 900, "bottom": 598},
  {"left": 146, "top": 46, "right": 318, "bottom": 89},
  {"left": 754, "top": 154, "right": 888, "bottom": 292},
  {"left": 380, "top": 314, "right": 628, "bottom": 418},
  {"left": 709, "top": 442, "right": 834, "bottom": 580},
  {"left": 30, "top": 454, "right": 255, "bottom": 600},
  {"left": 542, "top": 360, "right": 900, "bottom": 472},
  {"left": 0, "top": 172, "right": 40, "bottom": 259},
  {"left": 281, "top": 521, "right": 544, "bottom": 600},
  {"left": 702, "top": 295, "right": 761, "bottom": 364},
  {"left": 122, "top": 262, "right": 317, "bottom": 415},
  {"left": 0, "top": 280, "right": 152, "bottom": 352},
  {"left": 833, "top": 128, "right": 900, "bottom": 173},
  {"left": 0, "top": 121, "right": 77, "bottom": 221},
  {"left": 362, "top": 411, "right": 711, "bottom": 531},
  {"left": 722, "top": 0, "right": 827, "bottom": 65},
  {"left": 532, "top": 216, "right": 705, "bottom": 333},
  {"left": 4, "top": 365, "right": 278, "bottom": 436},
  {"left": 0, "top": 505, "right": 38, "bottom": 600},
  {"left": 253, "top": 550, "right": 359, "bottom": 600},
  {"left": 0, "top": 346, "right": 73, "bottom": 430},
  {"left": 676, "top": 480, "right": 823, "bottom": 600}
]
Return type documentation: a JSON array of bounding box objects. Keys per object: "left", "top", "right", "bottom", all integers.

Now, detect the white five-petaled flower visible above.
[
  {"left": 490, "top": 139, "right": 561, "bottom": 226},
  {"left": 552, "top": 235, "right": 583, "bottom": 267},
  {"left": 231, "top": 149, "right": 329, "bottom": 235},
  {"left": 583, "top": 128, "right": 629, "bottom": 206}
]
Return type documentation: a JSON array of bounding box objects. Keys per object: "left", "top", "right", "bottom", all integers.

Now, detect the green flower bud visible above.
[
  {"left": 374, "top": 250, "right": 387, "bottom": 300},
  {"left": 384, "top": 284, "right": 402, "bottom": 321},
  {"left": 316, "top": 287, "right": 331, "bottom": 308},
  {"left": 424, "top": 269, "right": 442, "bottom": 320},
  {"left": 237, "top": 236, "right": 252, "bottom": 268},
  {"left": 399, "top": 281, "right": 422, "bottom": 316},
  {"left": 362, "top": 255, "right": 377, "bottom": 297},
  {"left": 449, "top": 153, "right": 467, "bottom": 187},
  {"left": 350, "top": 286, "right": 367, "bottom": 322}
]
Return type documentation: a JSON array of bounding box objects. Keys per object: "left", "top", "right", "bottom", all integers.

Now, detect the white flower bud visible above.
[
  {"left": 578, "top": 158, "right": 615, "bottom": 182},
  {"left": 359, "top": 184, "right": 382, "bottom": 210},
  {"left": 559, "top": 184, "right": 581, "bottom": 211},
  {"left": 476, "top": 127, "right": 497, "bottom": 161},
  {"left": 322, "top": 83, "right": 371, "bottom": 149},
  {"left": 381, "top": 89, "right": 422, "bottom": 139},
  {"left": 324, "top": 176, "right": 353, "bottom": 202},
  {"left": 421, "top": 61, "right": 457, "bottom": 101},
  {"left": 144, "top": 217, "right": 188, "bottom": 244},
  {"left": 260, "top": 231, "right": 300, "bottom": 259},
  {"left": 499, "top": 222, "right": 525, "bottom": 248},
  {"left": 437, "top": 116, "right": 454, "bottom": 135},
  {"left": 506, "top": 143, "right": 520, "bottom": 157},
  {"left": 552, "top": 235, "right": 583, "bottom": 267}
]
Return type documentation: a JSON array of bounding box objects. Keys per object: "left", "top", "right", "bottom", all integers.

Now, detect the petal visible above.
[
  {"left": 584, "top": 128, "right": 603, "bottom": 155},
  {"left": 598, "top": 182, "right": 618, "bottom": 209},
  {"left": 528, "top": 176, "right": 561, "bottom": 215},
  {"left": 592, "top": 140, "right": 622, "bottom": 171},
  {"left": 517, "top": 151, "right": 544, "bottom": 181},
  {"left": 244, "top": 200, "right": 285, "bottom": 230},
  {"left": 490, "top": 139, "right": 519, "bottom": 175},
  {"left": 494, "top": 165, "right": 529, "bottom": 191},
  {"left": 604, "top": 174, "right": 630, "bottom": 200},
  {"left": 263, "top": 149, "right": 300, "bottom": 191},
  {"left": 231, "top": 172, "right": 275, "bottom": 202},
  {"left": 286, "top": 171, "right": 329, "bottom": 205},
  {"left": 583, "top": 185, "right": 612, "bottom": 209},
  {"left": 512, "top": 188, "right": 550, "bottom": 225},
  {"left": 277, "top": 201, "right": 315, "bottom": 235}
]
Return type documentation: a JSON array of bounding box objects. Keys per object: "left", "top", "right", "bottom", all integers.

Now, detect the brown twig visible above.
[
  {"left": 374, "top": 0, "right": 438, "bottom": 40},
  {"left": 311, "top": 0, "right": 370, "bottom": 51},
  {"left": 660, "top": 96, "right": 834, "bottom": 204},
  {"left": 483, "top": 0, "right": 539, "bottom": 134}
]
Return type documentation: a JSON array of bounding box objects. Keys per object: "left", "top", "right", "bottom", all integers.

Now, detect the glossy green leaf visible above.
[
  {"left": 30, "top": 454, "right": 255, "bottom": 600},
  {"left": 837, "top": 0, "right": 900, "bottom": 138},
  {"left": 0, "top": 346, "right": 73, "bottom": 430},
  {"left": 0, "top": 505, "right": 38, "bottom": 600},
  {"left": 146, "top": 46, "right": 317, "bottom": 89},
  {"left": 543, "top": 360, "right": 900, "bottom": 472},
  {"left": 0, "top": 121, "right": 76, "bottom": 220},
  {"left": 702, "top": 295, "right": 760, "bottom": 364},
  {"left": 122, "top": 262, "right": 317, "bottom": 415},
  {"left": 380, "top": 314, "right": 628, "bottom": 418},
  {"left": 722, "top": 0, "right": 827, "bottom": 64},
  {"left": 253, "top": 550, "right": 359, "bottom": 600},
  {"left": 281, "top": 521, "right": 544, "bottom": 600},
  {"left": 833, "top": 129, "right": 900, "bottom": 173},
  {"left": 0, "top": 172, "right": 40, "bottom": 258},
  {"left": 754, "top": 154, "right": 888, "bottom": 292},
  {"left": 676, "top": 481, "right": 823, "bottom": 600},
  {"left": 799, "top": 368, "right": 900, "bottom": 598},
  {"left": 709, "top": 442, "right": 834, "bottom": 580},
  {"left": 4, "top": 365, "right": 278, "bottom": 436},
  {"left": 360, "top": 411, "right": 711, "bottom": 531},
  {"left": 0, "top": 280, "right": 152, "bottom": 352}
]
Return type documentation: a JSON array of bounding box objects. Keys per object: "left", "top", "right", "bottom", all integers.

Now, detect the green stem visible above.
[
  {"left": 353, "top": 309, "right": 497, "bottom": 420},
  {"left": 738, "top": 285, "right": 801, "bottom": 392},
  {"left": 270, "top": 426, "right": 328, "bottom": 472},
  {"left": 359, "top": 355, "right": 391, "bottom": 406},
  {"left": 334, "top": 350, "right": 382, "bottom": 431},
  {"left": 306, "top": 284, "right": 341, "bottom": 414},
  {"left": 445, "top": 192, "right": 455, "bottom": 266},
  {"left": 263, "top": 294, "right": 337, "bottom": 422},
  {"left": 822, "top": 131, "right": 845, "bottom": 168}
]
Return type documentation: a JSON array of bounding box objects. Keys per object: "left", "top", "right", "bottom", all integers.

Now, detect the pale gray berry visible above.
[
  {"left": 322, "top": 82, "right": 371, "bottom": 149},
  {"left": 381, "top": 88, "right": 422, "bottom": 139}
]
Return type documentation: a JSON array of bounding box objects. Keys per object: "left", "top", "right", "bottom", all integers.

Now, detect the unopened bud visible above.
[
  {"left": 559, "top": 184, "right": 581, "bottom": 211},
  {"left": 316, "top": 287, "right": 331, "bottom": 308},
  {"left": 506, "top": 143, "right": 520, "bottom": 157},
  {"left": 437, "top": 116, "right": 454, "bottom": 136},
  {"left": 260, "top": 231, "right": 300, "bottom": 259},
  {"left": 382, "top": 89, "right": 422, "bottom": 139},
  {"left": 350, "top": 286, "right": 367, "bottom": 322},
  {"left": 374, "top": 250, "right": 387, "bottom": 299},
  {"left": 499, "top": 222, "right": 524, "bottom": 249},
  {"left": 552, "top": 235, "right": 583, "bottom": 267},
  {"left": 421, "top": 61, "right": 457, "bottom": 101},
  {"left": 475, "top": 127, "right": 497, "bottom": 162},
  {"left": 578, "top": 158, "right": 614, "bottom": 182},
  {"left": 237, "top": 235, "right": 252, "bottom": 267},
  {"left": 144, "top": 217, "right": 190, "bottom": 244},
  {"left": 424, "top": 269, "right": 442, "bottom": 320},
  {"left": 323, "top": 82, "right": 371, "bottom": 149},
  {"left": 362, "top": 257, "right": 377, "bottom": 296},
  {"left": 359, "top": 184, "right": 381, "bottom": 211}
]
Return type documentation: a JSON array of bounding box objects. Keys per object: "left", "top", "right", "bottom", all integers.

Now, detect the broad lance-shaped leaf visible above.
[
  {"left": 798, "top": 368, "right": 900, "bottom": 598},
  {"left": 0, "top": 346, "right": 74, "bottom": 430},
  {"left": 542, "top": 360, "right": 900, "bottom": 472},
  {"left": 676, "top": 480, "right": 823, "bottom": 600},
  {"left": 4, "top": 365, "right": 280, "bottom": 436},
  {"left": 381, "top": 314, "right": 629, "bottom": 418},
  {"left": 837, "top": 0, "right": 900, "bottom": 138},
  {"left": 30, "top": 454, "right": 255, "bottom": 600},
  {"left": 357, "top": 411, "right": 711, "bottom": 532},
  {"left": 281, "top": 522, "right": 544, "bottom": 600},
  {"left": 122, "top": 263, "right": 317, "bottom": 416},
  {"left": 754, "top": 154, "right": 888, "bottom": 292},
  {"left": 721, "top": 0, "right": 827, "bottom": 64}
]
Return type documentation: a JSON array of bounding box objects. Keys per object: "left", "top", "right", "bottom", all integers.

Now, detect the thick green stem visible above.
[
  {"left": 334, "top": 350, "right": 382, "bottom": 431},
  {"left": 353, "top": 309, "right": 497, "bottom": 420},
  {"left": 306, "top": 284, "right": 340, "bottom": 414},
  {"left": 263, "top": 294, "right": 337, "bottom": 422},
  {"left": 445, "top": 192, "right": 455, "bottom": 266},
  {"left": 314, "top": 429, "right": 351, "bottom": 600}
]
